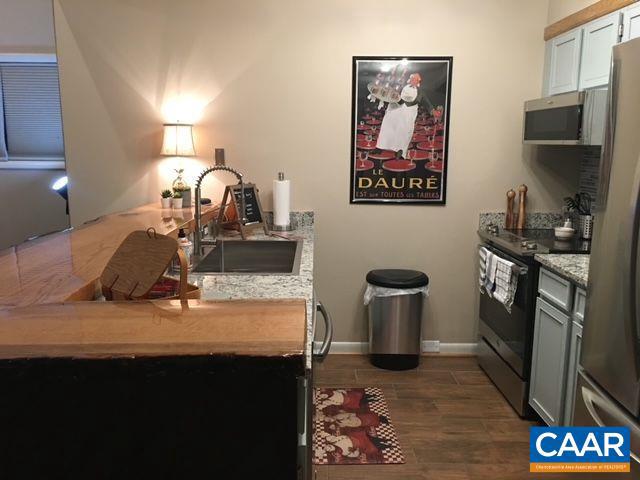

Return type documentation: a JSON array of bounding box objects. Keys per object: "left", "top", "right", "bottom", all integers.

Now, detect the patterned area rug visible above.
[{"left": 313, "top": 387, "right": 405, "bottom": 465}]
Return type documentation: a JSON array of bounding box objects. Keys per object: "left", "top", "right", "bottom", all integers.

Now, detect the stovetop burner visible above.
[{"left": 479, "top": 227, "right": 591, "bottom": 257}]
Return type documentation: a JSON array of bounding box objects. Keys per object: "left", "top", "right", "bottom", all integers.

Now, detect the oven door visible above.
[
  {"left": 479, "top": 245, "right": 535, "bottom": 378},
  {"left": 523, "top": 92, "right": 583, "bottom": 145}
]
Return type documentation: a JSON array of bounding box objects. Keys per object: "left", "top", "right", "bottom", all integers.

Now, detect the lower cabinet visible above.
[
  {"left": 529, "top": 297, "right": 571, "bottom": 425},
  {"left": 563, "top": 320, "right": 583, "bottom": 425}
]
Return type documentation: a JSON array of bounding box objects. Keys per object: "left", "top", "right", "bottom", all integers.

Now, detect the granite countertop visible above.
[
  {"left": 534, "top": 254, "right": 590, "bottom": 289},
  {"left": 188, "top": 212, "right": 315, "bottom": 368}
]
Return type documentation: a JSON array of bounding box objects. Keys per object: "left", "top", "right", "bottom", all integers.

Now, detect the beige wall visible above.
[
  {"left": 547, "top": 0, "right": 595, "bottom": 24},
  {"left": 0, "top": 0, "right": 69, "bottom": 250},
  {"left": 0, "top": 170, "right": 69, "bottom": 249},
  {"left": 54, "top": 0, "right": 580, "bottom": 345},
  {"left": 0, "top": 0, "right": 56, "bottom": 54}
]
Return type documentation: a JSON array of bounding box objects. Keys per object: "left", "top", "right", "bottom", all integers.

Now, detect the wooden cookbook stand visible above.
[{"left": 217, "top": 183, "right": 269, "bottom": 239}]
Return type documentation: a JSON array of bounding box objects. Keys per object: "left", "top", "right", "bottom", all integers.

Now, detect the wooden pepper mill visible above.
[
  {"left": 517, "top": 184, "right": 528, "bottom": 230},
  {"left": 505, "top": 189, "right": 516, "bottom": 229}
]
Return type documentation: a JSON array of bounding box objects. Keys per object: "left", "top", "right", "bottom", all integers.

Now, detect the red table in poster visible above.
[
  {"left": 382, "top": 159, "right": 416, "bottom": 172},
  {"left": 425, "top": 160, "right": 444, "bottom": 172},
  {"left": 368, "top": 150, "right": 395, "bottom": 161},
  {"left": 416, "top": 141, "right": 444, "bottom": 151},
  {"left": 355, "top": 159, "right": 375, "bottom": 171},
  {"left": 356, "top": 140, "right": 377, "bottom": 150},
  {"left": 367, "top": 119, "right": 382, "bottom": 125},
  {"left": 411, "top": 134, "right": 430, "bottom": 143}
]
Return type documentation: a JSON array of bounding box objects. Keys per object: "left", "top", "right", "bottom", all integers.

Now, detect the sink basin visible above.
[{"left": 191, "top": 240, "right": 302, "bottom": 275}]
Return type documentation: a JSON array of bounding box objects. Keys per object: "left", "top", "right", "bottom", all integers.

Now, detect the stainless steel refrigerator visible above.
[{"left": 573, "top": 37, "right": 640, "bottom": 474}]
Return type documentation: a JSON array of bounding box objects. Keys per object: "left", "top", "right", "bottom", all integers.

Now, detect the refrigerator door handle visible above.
[
  {"left": 626, "top": 156, "right": 640, "bottom": 380},
  {"left": 581, "top": 384, "right": 640, "bottom": 463}
]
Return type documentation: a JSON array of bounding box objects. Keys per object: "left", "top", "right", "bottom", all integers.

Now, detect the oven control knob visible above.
[{"left": 521, "top": 241, "right": 537, "bottom": 250}]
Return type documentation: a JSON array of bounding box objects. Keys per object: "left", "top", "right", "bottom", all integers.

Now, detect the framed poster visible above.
[{"left": 350, "top": 56, "right": 453, "bottom": 205}]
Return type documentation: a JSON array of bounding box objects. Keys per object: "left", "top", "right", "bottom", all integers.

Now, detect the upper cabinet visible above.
[
  {"left": 548, "top": 28, "right": 583, "bottom": 95},
  {"left": 542, "top": 4, "right": 640, "bottom": 96},
  {"left": 622, "top": 3, "right": 640, "bottom": 41},
  {"left": 579, "top": 12, "right": 622, "bottom": 90}
]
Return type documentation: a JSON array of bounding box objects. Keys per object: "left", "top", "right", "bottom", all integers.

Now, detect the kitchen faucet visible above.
[{"left": 193, "top": 165, "right": 247, "bottom": 255}]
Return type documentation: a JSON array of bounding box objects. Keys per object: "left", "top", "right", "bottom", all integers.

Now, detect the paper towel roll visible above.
[{"left": 273, "top": 177, "right": 291, "bottom": 227}]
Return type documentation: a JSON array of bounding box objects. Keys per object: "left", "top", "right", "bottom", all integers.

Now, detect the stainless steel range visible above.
[{"left": 477, "top": 226, "right": 590, "bottom": 417}]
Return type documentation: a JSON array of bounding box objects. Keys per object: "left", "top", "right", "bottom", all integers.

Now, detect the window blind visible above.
[{"left": 0, "top": 64, "right": 64, "bottom": 158}]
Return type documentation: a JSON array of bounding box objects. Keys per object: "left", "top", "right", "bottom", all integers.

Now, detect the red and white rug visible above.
[{"left": 312, "top": 387, "right": 405, "bottom": 465}]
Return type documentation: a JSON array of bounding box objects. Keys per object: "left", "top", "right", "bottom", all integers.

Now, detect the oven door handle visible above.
[{"left": 480, "top": 243, "right": 530, "bottom": 271}]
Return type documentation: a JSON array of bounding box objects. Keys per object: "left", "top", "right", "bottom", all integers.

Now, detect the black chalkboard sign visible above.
[
  {"left": 217, "top": 183, "right": 269, "bottom": 239},
  {"left": 230, "top": 184, "right": 263, "bottom": 225}
]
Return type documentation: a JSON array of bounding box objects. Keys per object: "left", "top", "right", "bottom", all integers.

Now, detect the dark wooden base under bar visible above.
[{"left": 0, "top": 354, "right": 304, "bottom": 480}]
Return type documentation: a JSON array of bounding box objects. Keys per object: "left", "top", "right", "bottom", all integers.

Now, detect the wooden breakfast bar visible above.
[{"left": 0, "top": 204, "right": 309, "bottom": 479}]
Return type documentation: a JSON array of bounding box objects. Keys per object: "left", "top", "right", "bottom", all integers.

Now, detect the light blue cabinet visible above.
[
  {"left": 529, "top": 296, "right": 571, "bottom": 426},
  {"left": 530, "top": 265, "right": 588, "bottom": 426},
  {"left": 579, "top": 12, "right": 622, "bottom": 90},
  {"left": 547, "top": 28, "right": 583, "bottom": 95},
  {"left": 622, "top": 3, "right": 640, "bottom": 42},
  {"left": 563, "top": 320, "right": 583, "bottom": 425}
]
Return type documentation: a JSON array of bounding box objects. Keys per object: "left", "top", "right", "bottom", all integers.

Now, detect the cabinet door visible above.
[
  {"left": 622, "top": 3, "right": 640, "bottom": 41},
  {"left": 563, "top": 320, "right": 583, "bottom": 426},
  {"left": 579, "top": 12, "right": 621, "bottom": 90},
  {"left": 548, "top": 28, "right": 583, "bottom": 95},
  {"left": 529, "top": 297, "right": 571, "bottom": 426}
]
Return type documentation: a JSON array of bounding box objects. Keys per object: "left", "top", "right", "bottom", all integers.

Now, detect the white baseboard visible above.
[{"left": 314, "top": 341, "right": 477, "bottom": 355}]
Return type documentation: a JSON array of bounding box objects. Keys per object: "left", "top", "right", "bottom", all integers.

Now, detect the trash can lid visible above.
[{"left": 366, "top": 269, "right": 429, "bottom": 289}]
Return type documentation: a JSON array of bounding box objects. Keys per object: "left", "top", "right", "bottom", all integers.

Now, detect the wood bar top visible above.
[
  {"left": 0, "top": 299, "right": 306, "bottom": 359},
  {"left": 0, "top": 203, "right": 216, "bottom": 308}
]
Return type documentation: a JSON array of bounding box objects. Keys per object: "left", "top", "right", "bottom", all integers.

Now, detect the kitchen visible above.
[{"left": 0, "top": 0, "right": 639, "bottom": 478}]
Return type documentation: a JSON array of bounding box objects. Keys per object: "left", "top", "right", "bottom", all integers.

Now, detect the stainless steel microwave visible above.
[{"left": 523, "top": 89, "right": 607, "bottom": 146}]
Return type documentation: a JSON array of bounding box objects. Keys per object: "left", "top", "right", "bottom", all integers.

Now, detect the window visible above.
[{"left": 0, "top": 61, "right": 65, "bottom": 169}]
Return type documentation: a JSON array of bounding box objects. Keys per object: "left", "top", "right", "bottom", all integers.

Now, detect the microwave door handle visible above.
[{"left": 583, "top": 93, "right": 592, "bottom": 145}]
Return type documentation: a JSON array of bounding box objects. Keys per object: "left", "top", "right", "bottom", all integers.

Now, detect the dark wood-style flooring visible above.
[{"left": 312, "top": 354, "right": 566, "bottom": 480}]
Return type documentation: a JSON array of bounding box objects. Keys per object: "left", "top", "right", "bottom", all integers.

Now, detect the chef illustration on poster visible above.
[
  {"left": 376, "top": 73, "right": 430, "bottom": 158},
  {"left": 350, "top": 57, "right": 453, "bottom": 205}
]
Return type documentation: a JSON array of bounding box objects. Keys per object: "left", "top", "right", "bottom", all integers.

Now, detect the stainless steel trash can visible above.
[{"left": 366, "top": 269, "right": 428, "bottom": 370}]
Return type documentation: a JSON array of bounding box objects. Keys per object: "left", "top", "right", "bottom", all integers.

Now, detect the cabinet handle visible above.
[{"left": 314, "top": 302, "right": 333, "bottom": 362}]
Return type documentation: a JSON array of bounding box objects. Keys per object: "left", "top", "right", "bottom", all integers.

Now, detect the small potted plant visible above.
[
  {"left": 172, "top": 190, "right": 184, "bottom": 209},
  {"left": 160, "top": 189, "right": 172, "bottom": 208},
  {"left": 564, "top": 192, "right": 593, "bottom": 239},
  {"left": 172, "top": 169, "right": 192, "bottom": 208}
]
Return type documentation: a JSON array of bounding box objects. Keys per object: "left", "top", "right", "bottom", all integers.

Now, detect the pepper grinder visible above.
[
  {"left": 506, "top": 189, "right": 516, "bottom": 229},
  {"left": 516, "top": 184, "right": 528, "bottom": 230}
]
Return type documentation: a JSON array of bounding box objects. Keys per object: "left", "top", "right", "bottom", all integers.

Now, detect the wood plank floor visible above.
[{"left": 312, "top": 354, "right": 562, "bottom": 480}]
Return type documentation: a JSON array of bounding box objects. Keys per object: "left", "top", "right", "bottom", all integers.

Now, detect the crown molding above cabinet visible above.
[{"left": 544, "top": 0, "right": 636, "bottom": 40}]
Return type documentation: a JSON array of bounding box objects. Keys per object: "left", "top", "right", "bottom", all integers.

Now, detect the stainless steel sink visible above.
[{"left": 191, "top": 239, "right": 303, "bottom": 275}]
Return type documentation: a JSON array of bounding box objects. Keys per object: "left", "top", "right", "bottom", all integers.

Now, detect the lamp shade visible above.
[{"left": 161, "top": 123, "right": 195, "bottom": 156}]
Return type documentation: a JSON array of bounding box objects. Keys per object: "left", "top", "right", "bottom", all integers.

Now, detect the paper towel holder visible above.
[{"left": 270, "top": 171, "right": 295, "bottom": 232}]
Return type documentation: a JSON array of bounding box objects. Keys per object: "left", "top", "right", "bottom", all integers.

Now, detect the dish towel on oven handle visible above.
[
  {"left": 479, "top": 247, "right": 497, "bottom": 295},
  {"left": 479, "top": 247, "right": 487, "bottom": 292},
  {"left": 492, "top": 256, "right": 518, "bottom": 312}
]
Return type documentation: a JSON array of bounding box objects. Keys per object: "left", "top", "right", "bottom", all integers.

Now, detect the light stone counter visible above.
[
  {"left": 534, "top": 254, "right": 590, "bottom": 289},
  {"left": 188, "top": 212, "right": 315, "bottom": 368}
]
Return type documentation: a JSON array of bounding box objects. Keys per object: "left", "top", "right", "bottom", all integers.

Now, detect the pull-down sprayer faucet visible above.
[{"left": 193, "top": 165, "right": 247, "bottom": 255}]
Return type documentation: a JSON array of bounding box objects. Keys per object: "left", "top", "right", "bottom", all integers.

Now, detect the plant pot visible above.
[
  {"left": 161, "top": 197, "right": 172, "bottom": 209},
  {"left": 180, "top": 189, "right": 192, "bottom": 208},
  {"left": 578, "top": 214, "right": 594, "bottom": 239},
  {"left": 172, "top": 198, "right": 183, "bottom": 209}
]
